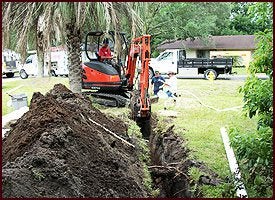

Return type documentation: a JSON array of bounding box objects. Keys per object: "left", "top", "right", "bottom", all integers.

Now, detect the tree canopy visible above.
[{"left": 3, "top": 2, "right": 273, "bottom": 55}]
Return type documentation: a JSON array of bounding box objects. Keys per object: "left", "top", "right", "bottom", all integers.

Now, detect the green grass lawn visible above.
[
  {"left": 2, "top": 76, "right": 69, "bottom": 116},
  {"left": 96, "top": 78, "right": 258, "bottom": 197}
]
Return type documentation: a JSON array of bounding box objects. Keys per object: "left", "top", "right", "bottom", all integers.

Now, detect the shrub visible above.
[{"left": 230, "top": 29, "right": 273, "bottom": 197}]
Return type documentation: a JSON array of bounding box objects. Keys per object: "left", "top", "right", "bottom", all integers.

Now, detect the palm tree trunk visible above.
[
  {"left": 65, "top": 23, "right": 82, "bottom": 94},
  {"left": 36, "top": 30, "right": 44, "bottom": 77}
]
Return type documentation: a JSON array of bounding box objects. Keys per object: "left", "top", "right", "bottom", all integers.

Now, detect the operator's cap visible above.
[{"left": 155, "top": 70, "right": 159, "bottom": 73}]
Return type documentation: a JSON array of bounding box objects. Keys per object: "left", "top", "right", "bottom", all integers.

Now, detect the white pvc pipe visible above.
[{"left": 220, "top": 127, "right": 248, "bottom": 198}]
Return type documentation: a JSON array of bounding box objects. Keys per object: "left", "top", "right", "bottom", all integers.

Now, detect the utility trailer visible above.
[{"left": 2, "top": 49, "right": 21, "bottom": 78}]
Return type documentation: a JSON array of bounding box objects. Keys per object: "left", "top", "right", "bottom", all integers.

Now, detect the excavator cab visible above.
[{"left": 82, "top": 31, "right": 128, "bottom": 91}]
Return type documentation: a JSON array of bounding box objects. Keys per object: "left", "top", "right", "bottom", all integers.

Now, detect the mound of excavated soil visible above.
[{"left": 2, "top": 84, "right": 148, "bottom": 198}]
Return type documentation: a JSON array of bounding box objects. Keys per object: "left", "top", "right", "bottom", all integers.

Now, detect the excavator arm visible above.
[{"left": 125, "top": 35, "right": 151, "bottom": 120}]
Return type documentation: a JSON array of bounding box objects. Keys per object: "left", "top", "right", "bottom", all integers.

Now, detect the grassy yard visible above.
[
  {"left": 2, "top": 77, "right": 69, "bottom": 116},
  {"left": 1, "top": 76, "right": 257, "bottom": 197},
  {"left": 97, "top": 78, "right": 258, "bottom": 197}
]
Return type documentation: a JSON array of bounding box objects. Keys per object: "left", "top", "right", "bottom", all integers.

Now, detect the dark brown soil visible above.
[{"left": 2, "top": 84, "right": 148, "bottom": 198}]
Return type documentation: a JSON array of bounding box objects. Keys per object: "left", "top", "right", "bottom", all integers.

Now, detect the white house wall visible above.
[{"left": 210, "top": 50, "right": 252, "bottom": 68}]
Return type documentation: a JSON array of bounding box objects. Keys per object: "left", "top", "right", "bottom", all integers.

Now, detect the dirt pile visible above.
[{"left": 2, "top": 84, "right": 148, "bottom": 198}]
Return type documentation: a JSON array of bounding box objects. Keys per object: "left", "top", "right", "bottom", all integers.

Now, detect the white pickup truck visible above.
[{"left": 150, "top": 49, "right": 233, "bottom": 79}]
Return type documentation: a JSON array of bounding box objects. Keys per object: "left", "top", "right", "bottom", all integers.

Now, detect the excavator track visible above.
[{"left": 83, "top": 91, "right": 129, "bottom": 107}]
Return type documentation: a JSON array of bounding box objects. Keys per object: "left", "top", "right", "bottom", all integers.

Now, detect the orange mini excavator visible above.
[{"left": 82, "top": 31, "right": 153, "bottom": 122}]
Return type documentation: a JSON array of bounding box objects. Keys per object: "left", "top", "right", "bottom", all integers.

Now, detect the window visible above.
[
  {"left": 157, "top": 52, "right": 173, "bottom": 61},
  {"left": 197, "top": 50, "right": 209, "bottom": 58},
  {"left": 26, "top": 58, "right": 32, "bottom": 64},
  {"left": 178, "top": 50, "right": 186, "bottom": 60}
]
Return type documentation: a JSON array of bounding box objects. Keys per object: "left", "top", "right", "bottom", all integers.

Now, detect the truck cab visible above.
[
  {"left": 150, "top": 49, "right": 182, "bottom": 75},
  {"left": 20, "top": 54, "right": 38, "bottom": 77},
  {"left": 150, "top": 49, "right": 199, "bottom": 76}
]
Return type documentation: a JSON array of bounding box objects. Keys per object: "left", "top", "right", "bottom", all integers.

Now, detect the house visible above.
[{"left": 157, "top": 35, "right": 257, "bottom": 67}]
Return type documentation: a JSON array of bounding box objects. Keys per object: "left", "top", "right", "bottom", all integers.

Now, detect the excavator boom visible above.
[{"left": 126, "top": 35, "right": 151, "bottom": 120}]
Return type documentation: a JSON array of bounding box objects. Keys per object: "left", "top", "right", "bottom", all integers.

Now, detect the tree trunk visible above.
[
  {"left": 47, "top": 47, "right": 52, "bottom": 77},
  {"left": 65, "top": 23, "right": 82, "bottom": 94},
  {"left": 36, "top": 30, "right": 44, "bottom": 77}
]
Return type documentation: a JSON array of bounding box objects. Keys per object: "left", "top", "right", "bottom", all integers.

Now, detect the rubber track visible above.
[{"left": 83, "top": 91, "right": 129, "bottom": 107}]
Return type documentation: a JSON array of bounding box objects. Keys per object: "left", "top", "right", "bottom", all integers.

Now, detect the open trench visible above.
[
  {"left": 138, "top": 117, "right": 191, "bottom": 197},
  {"left": 138, "top": 116, "right": 222, "bottom": 198}
]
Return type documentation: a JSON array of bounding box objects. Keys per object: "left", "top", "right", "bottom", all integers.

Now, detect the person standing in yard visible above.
[{"left": 151, "top": 70, "right": 165, "bottom": 96}]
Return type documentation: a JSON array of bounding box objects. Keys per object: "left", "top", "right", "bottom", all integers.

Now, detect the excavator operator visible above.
[
  {"left": 98, "top": 38, "right": 112, "bottom": 61},
  {"left": 98, "top": 38, "right": 121, "bottom": 76}
]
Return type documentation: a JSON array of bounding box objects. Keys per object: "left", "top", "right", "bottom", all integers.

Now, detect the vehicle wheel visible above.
[
  {"left": 149, "top": 68, "right": 154, "bottom": 79},
  {"left": 19, "top": 70, "right": 28, "bottom": 79},
  {"left": 50, "top": 70, "right": 57, "bottom": 77},
  {"left": 204, "top": 69, "right": 217, "bottom": 80},
  {"left": 6, "top": 73, "right": 14, "bottom": 78}
]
